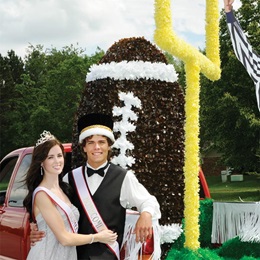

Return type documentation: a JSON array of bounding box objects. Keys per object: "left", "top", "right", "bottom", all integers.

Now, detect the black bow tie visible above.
[{"left": 87, "top": 163, "right": 109, "bottom": 177}]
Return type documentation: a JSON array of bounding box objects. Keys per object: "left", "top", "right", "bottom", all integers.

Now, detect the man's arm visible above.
[
  {"left": 223, "top": 0, "right": 234, "bottom": 13},
  {"left": 225, "top": 10, "right": 259, "bottom": 80},
  {"left": 224, "top": 0, "right": 260, "bottom": 111},
  {"left": 133, "top": 211, "right": 153, "bottom": 243},
  {"left": 30, "top": 223, "right": 45, "bottom": 246},
  {"left": 120, "top": 171, "right": 161, "bottom": 242}
]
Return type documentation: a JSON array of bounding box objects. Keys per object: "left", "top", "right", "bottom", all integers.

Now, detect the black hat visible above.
[{"left": 78, "top": 113, "right": 115, "bottom": 143}]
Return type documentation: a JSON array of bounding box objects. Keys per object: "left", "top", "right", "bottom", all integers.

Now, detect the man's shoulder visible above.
[
  {"left": 109, "top": 163, "right": 127, "bottom": 174},
  {"left": 68, "top": 165, "right": 85, "bottom": 176},
  {"left": 65, "top": 165, "right": 85, "bottom": 184},
  {"left": 73, "top": 165, "right": 84, "bottom": 170}
]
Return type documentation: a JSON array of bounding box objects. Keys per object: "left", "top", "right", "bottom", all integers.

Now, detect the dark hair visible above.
[
  {"left": 23, "top": 139, "right": 72, "bottom": 220},
  {"left": 80, "top": 135, "right": 113, "bottom": 161}
]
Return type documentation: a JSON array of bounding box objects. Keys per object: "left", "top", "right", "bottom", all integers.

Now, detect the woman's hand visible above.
[{"left": 95, "top": 229, "right": 118, "bottom": 244}]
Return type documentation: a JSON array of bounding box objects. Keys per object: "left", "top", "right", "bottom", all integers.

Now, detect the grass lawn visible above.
[{"left": 205, "top": 174, "right": 260, "bottom": 202}]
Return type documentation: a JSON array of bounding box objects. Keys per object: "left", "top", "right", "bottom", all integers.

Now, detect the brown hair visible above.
[
  {"left": 80, "top": 135, "right": 113, "bottom": 161},
  {"left": 23, "top": 139, "right": 71, "bottom": 220}
]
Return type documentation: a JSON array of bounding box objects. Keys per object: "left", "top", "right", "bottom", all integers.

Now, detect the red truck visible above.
[{"left": 0, "top": 144, "right": 210, "bottom": 259}]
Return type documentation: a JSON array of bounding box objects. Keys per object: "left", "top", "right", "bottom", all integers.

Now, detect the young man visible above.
[
  {"left": 70, "top": 113, "right": 161, "bottom": 259},
  {"left": 223, "top": 0, "right": 260, "bottom": 112},
  {"left": 31, "top": 113, "right": 161, "bottom": 259}
]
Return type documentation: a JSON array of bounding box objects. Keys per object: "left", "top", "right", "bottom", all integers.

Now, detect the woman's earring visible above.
[{"left": 41, "top": 166, "right": 43, "bottom": 176}]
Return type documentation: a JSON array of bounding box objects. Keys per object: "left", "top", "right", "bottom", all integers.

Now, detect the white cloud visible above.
[{"left": 0, "top": 0, "right": 241, "bottom": 58}]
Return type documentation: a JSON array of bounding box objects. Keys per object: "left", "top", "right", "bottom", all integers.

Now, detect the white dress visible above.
[{"left": 27, "top": 204, "right": 79, "bottom": 260}]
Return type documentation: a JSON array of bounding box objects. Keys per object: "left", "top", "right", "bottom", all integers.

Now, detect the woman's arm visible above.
[{"left": 34, "top": 191, "right": 117, "bottom": 246}]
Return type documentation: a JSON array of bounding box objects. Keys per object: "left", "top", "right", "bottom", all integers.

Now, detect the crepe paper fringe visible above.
[
  {"left": 122, "top": 210, "right": 161, "bottom": 260},
  {"left": 122, "top": 210, "right": 182, "bottom": 259},
  {"left": 167, "top": 200, "right": 260, "bottom": 259},
  {"left": 239, "top": 202, "right": 260, "bottom": 243},
  {"left": 211, "top": 202, "right": 260, "bottom": 244}
]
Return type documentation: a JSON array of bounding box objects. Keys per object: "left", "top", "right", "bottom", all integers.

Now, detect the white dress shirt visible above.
[{"left": 86, "top": 161, "right": 161, "bottom": 220}]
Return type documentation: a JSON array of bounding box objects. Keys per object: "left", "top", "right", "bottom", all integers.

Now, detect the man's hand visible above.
[
  {"left": 30, "top": 222, "right": 45, "bottom": 246},
  {"left": 224, "top": 0, "right": 234, "bottom": 13},
  {"left": 133, "top": 211, "right": 153, "bottom": 243}
]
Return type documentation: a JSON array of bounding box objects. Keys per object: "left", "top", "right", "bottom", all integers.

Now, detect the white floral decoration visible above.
[
  {"left": 86, "top": 60, "right": 178, "bottom": 83},
  {"left": 112, "top": 92, "right": 142, "bottom": 168},
  {"left": 159, "top": 223, "right": 183, "bottom": 244}
]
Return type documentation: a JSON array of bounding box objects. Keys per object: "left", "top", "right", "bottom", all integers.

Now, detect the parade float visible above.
[{"left": 71, "top": 0, "right": 260, "bottom": 258}]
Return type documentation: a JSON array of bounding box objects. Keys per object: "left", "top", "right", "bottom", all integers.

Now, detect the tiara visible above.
[{"left": 35, "top": 130, "right": 55, "bottom": 147}]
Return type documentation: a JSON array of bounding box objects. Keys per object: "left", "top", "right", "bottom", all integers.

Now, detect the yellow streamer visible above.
[{"left": 154, "top": 0, "right": 221, "bottom": 250}]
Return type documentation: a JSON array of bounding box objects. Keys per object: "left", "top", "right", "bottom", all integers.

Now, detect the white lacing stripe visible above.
[{"left": 86, "top": 60, "right": 178, "bottom": 83}]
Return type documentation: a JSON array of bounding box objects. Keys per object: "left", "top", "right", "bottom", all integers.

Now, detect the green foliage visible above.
[
  {"left": 207, "top": 175, "right": 260, "bottom": 202},
  {"left": 199, "top": 199, "right": 214, "bottom": 248},
  {"left": 216, "top": 237, "right": 260, "bottom": 259},
  {"left": 170, "top": 199, "right": 214, "bottom": 252},
  {"left": 169, "top": 219, "right": 185, "bottom": 250},
  {"left": 0, "top": 51, "right": 25, "bottom": 158},
  {"left": 0, "top": 44, "right": 104, "bottom": 159},
  {"left": 167, "top": 199, "right": 260, "bottom": 260},
  {"left": 199, "top": 0, "right": 260, "bottom": 173},
  {"left": 166, "top": 247, "right": 223, "bottom": 260}
]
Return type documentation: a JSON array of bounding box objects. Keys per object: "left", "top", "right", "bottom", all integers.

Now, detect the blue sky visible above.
[{"left": 0, "top": 0, "right": 241, "bottom": 59}]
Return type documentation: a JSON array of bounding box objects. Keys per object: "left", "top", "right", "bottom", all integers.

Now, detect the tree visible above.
[
  {"left": 164, "top": 51, "right": 186, "bottom": 91},
  {"left": 0, "top": 51, "right": 24, "bottom": 158},
  {"left": 200, "top": 0, "right": 260, "bottom": 173},
  {"left": 0, "top": 45, "right": 104, "bottom": 159}
]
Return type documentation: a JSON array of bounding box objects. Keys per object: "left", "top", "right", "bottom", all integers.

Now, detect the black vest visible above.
[{"left": 69, "top": 163, "right": 127, "bottom": 260}]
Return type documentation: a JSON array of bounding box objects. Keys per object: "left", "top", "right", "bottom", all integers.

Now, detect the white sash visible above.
[
  {"left": 32, "top": 186, "right": 78, "bottom": 233},
  {"left": 72, "top": 167, "right": 120, "bottom": 259}
]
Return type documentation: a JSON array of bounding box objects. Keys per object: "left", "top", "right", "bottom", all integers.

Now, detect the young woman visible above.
[{"left": 23, "top": 131, "right": 117, "bottom": 260}]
